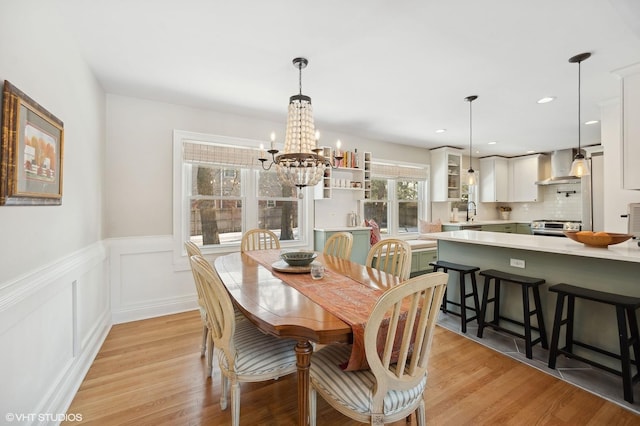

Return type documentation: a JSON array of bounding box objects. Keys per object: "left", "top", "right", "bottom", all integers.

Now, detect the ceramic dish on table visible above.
[{"left": 280, "top": 251, "right": 317, "bottom": 266}]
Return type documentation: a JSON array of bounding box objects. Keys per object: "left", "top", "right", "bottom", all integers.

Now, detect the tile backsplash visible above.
[
  {"left": 508, "top": 183, "right": 583, "bottom": 221},
  {"left": 541, "top": 183, "right": 583, "bottom": 220}
]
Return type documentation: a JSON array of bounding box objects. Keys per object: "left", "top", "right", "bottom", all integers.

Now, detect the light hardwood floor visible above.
[{"left": 64, "top": 311, "right": 638, "bottom": 425}]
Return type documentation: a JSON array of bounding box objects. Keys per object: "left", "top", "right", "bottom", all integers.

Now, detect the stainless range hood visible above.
[{"left": 535, "top": 149, "right": 582, "bottom": 185}]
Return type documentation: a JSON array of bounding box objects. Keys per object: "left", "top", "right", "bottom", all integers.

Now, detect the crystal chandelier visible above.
[{"left": 259, "top": 57, "right": 340, "bottom": 198}]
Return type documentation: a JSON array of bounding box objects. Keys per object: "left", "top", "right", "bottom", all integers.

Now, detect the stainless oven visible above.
[{"left": 531, "top": 220, "right": 581, "bottom": 237}]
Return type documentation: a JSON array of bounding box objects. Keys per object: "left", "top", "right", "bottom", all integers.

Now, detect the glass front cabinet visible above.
[{"left": 430, "top": 147, "right": 463, "bottom": 202}]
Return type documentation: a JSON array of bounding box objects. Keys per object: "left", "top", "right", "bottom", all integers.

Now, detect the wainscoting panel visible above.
[
  {"left": 109, "top": 236, "right": 198, "bottom": 324},
  {"left": 0, "top": 242, "right": 110, "bottom": 424}
]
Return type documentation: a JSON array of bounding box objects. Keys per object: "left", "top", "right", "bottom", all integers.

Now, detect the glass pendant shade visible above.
[
  {"left": 569, "top": 154, "right": 590, "bottom": 177},
  {"left": 467, "top": 168, "right": 477, "bottom": 186}
]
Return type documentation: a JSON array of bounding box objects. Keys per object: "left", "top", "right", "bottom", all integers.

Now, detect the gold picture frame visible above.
[{"left": 1, "top": 80, "right": 64, "bottom": 205}]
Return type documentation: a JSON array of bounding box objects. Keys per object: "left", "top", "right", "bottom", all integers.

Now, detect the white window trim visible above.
[{"left": 172, "top": 129, "right": 313, "bottom": 269}]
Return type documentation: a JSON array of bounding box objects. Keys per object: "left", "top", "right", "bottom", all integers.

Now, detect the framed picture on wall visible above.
[{"left": 1, "top": 80, "right": 64, "bottom": 205}]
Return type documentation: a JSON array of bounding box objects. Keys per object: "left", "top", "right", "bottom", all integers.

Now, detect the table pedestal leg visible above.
[{"left": 295, "top": 340, "right": 313, "bottom": 426}]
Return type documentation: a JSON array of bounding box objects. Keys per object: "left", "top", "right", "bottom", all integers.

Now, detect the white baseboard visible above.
[{"left": 112, "top": 295, "right": 198, "bottom": 324}]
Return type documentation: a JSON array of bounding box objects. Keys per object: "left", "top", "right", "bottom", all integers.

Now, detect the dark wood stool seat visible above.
[
  {"left": 429, "top": 260, "right": 480, "bottom": 333},
  {"left": 548, "top": 283, "right": 640, "bottom": 403},
  {"left": 477, "top": 269, "right": 548, "bottom": 359}
]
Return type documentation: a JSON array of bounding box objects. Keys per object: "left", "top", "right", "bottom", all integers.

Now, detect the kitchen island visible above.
[{"left": 426, "top": 230, "right": 640, "bottom": 370}]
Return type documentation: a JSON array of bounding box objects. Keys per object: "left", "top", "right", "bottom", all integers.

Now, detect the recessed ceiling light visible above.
[
  {"left": 526, "top": 150, "right": 535, "bottom": 154},
  {"left": 435, "top": 129, "right": 447, "bottom": 133},
  {"left": 537, "top": 96, "right": 556, "bottom": 104},
  {"left": 585, "top": 120, "right": 599, "bottom": 125},
  {"left": 488, "top": 141, "right": 497, "bottom": 145}
]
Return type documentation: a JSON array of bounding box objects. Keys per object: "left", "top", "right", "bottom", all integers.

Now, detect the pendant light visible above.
[
  {"left": 465, "top": 95, "right": 478, "bottom": 186},
  {"left": 568, "top": 52, "right": 591, "bottom": 177}
]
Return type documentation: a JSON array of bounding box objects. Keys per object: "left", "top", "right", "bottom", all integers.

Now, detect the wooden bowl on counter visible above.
[{"left": 563, "top": 231, "right": 633, "bottom": 248}]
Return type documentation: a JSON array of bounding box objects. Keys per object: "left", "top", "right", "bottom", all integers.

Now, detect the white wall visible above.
[
  {"left": 0, "top": 1, "right": 109, "bottom": 422},
  {"left": 105, "top": 94, "right": 430, "bottom": 237}
]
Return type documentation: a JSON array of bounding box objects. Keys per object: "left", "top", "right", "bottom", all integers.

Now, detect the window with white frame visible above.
[
  {"left": 362, "top": 162, "right": 428, "bottom": 236},
  {"left": 174, "top": 131, "right": 308, "bottom": 256}
]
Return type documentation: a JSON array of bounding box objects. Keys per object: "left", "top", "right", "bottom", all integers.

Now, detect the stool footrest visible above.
[
  {"left": 557, "top": 344, "right": 640, "bottom": 384},
  {"left": 484, "top": 321, "right": 545, "bottom": 346},
  {"left": 571, "top": 339, "right": 638, "bottom": 365}
]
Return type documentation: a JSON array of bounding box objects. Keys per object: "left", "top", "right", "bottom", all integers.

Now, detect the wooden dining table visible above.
[{"left": 213, "top": 249, "right": 400, "bottom": 426}]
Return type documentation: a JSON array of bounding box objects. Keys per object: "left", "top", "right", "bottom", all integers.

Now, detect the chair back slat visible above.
[
  {"left": 323, "top": 232, "right": 354, "bottom": 260},
  {"left": 365, "top": 239, "right": 412, "bottom": 281},
  {"left": 241, "top": 229, "right": 281, "bottom": 252}
]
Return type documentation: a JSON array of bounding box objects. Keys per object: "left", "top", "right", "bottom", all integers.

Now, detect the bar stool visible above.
[
  {"left": 429, "top": 260, "right": 480, "bottom": 333},
  {"left": 548, "top": 283, "right": 640, "bottom": 403},
  {"left": 477, "top": 269, "right": 548, "bottom": 359}
]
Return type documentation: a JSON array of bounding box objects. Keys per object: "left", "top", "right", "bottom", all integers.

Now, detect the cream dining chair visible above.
[
  {"left": 189, "top": 255, "right": 298, "bottom": 426},
  {"left": 240, "top": 228, "right": 281, "bottom": 252},
  {"left": 309, "top": 271, "right": 448, "bottom": 426},
  {"left": 323, "top": 231, "right": 354, "bottom": 260},
  {"left": 184, "top": 241, "right": 211, "bottom": 359},
  {"left": 366, "top": 238, "right": 412, "bottom": 281}
]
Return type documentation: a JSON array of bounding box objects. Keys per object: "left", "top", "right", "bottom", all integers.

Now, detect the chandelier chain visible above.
[{"left": 298, "top": 61, "right": 303, "bottom": 95}]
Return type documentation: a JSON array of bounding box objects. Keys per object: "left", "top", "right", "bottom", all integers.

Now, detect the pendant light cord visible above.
[
  {"left": 469, "top": 100, "right": 473, "bottom": 170},
  {"left": 465, "top": 95, "right": 477, "bottom": 170},
  {"left": 577, "top": 59, "right": 581, "bottom": 152}
]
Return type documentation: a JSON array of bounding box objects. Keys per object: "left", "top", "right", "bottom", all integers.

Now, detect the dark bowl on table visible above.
[{"left": 280, "top": 251, "right": 317, "bottom": 267}]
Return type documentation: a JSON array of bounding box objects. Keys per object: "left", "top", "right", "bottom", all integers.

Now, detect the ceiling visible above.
[{"left": 53, "top": 0, "right": 640, "bottom": 157}]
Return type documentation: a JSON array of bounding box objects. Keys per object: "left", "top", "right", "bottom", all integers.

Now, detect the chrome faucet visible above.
[{"left": 466, "top": 201, "right": 477, "bottom": 221}]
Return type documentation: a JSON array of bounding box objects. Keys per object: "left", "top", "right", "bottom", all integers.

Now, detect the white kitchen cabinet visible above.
[
  {"left": 618, "top": 65, "right": 640, "bottom": 190},
  {"left": 509, "top": 154, "right": 548, "bottom": 202},
  {"left": 479, "top": 156, "right": 509, "bottom": 202},
  {"left": 430, "top": 147, "right": 464, "bottom": 202}
]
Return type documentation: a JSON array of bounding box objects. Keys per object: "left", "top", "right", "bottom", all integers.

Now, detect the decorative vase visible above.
[{"left": 500, "top": 211, "right": 510, "bottom": 220}]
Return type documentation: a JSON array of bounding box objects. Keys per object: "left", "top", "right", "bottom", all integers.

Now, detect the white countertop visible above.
[{"left": 426, "top": 230, "right": 640, "bottom": 263}]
